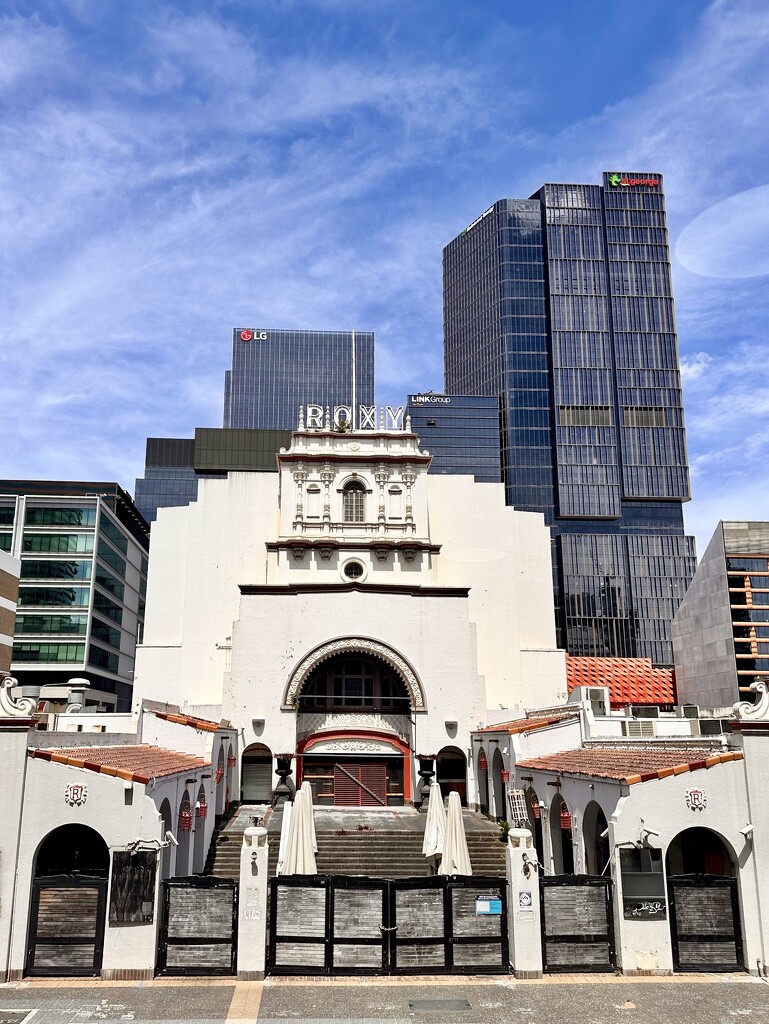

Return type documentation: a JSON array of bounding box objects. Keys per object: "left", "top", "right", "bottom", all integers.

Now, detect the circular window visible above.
[{"left": 343, "top": 560, "right": 365, "bottom": 580}]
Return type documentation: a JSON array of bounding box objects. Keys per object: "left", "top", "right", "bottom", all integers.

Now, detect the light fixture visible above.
[{"left": 740, "top": 824, "right": 754, "bottom": 839}]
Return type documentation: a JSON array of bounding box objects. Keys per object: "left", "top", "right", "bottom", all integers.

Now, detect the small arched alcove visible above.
[
  {"left": 583, "top": 800, "right": 610, "bottom": 876},
  {"left": 241, "top": 742, "right": 273, "bottom": 803},
  {"left": 549, "top": 794, "right": 575, "bottom": 875},
  {"left": 436, "top": 746, "right": 467, "bottom": 806}
]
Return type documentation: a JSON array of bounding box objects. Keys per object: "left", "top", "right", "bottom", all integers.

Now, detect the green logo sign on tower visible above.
[{"left": 608, "top": 172, "right": 660, "bottom": 187}]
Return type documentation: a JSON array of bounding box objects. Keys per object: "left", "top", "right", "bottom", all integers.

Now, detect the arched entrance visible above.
[
  {"left": 583, "top": 800, "right": 610, "bottom": 876},
  {"left": 191, "top": 784, "right": 208, "bottom": 873},
  {"left": 491, "top": 747, "right": 505, "bottom": 821},
  {"left": 549, "top": 794, "right": 574, "bottom": 874},
  {"left": 27, "top": 824, "right": 109, "bottom": 976},
  {"left": 666, "top": 827, "right": 743, "bottom": 972},
  {"left": 159, "top": 798, "right": 173, "bottom": 880},
  {"left": 214, "top": 746, "right": 226, "bottom": 816},
  {"left": 525, "top": 787, "right": 544, "bottom": 867},
  {"left": 293, "top": 649, "right": 415, "bottom": 807},
  {"left": 175, "top": 790, "right": 192, "bottom": 875},
  {"left": 476, "top": 747, "right": 489, "bottom": 814},
  {"left": 436, "top": 746, "right": 467, "bottom": 806},
  {"left": 241, "top": 742, "right": 273, "bottom": 803}
]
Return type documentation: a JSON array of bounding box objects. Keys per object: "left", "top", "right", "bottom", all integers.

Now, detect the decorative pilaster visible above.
[
  {"left": 402, "top": 463, "right": 416, "bottom": 526},
  {"left": 320, "top": 462, "right": 334, "bottom": 525},
  {"left": 292, "top": 462, "right": 308, "bottom": 526},
  {"left": 375, "top": 462, "right": 389, "bottom": 526}
]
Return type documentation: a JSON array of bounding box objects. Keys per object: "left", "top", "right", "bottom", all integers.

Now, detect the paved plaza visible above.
[{"left": 1, "top": 975, "right": 768, "bottom": 1024}]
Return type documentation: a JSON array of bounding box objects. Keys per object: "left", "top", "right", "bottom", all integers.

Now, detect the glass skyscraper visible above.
[
  {"left": 443, "top": 172, "right": 696, "bottom": 665},
  {"left": 406, "top": 394, "right": 501, "bottom": 483},
  {"left": 224, "top": 328, "right": 375, "bottom": 430}
]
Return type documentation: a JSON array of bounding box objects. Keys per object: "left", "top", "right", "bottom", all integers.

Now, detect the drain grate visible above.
[
  {"left": 0, "top": 1013, "right": 36, "bottom": 1024},
  {"left": 408, "top": 999, "right": 473, "bottom": 1013}
]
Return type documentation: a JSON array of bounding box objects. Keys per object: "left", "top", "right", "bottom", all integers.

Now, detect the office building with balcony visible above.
[
  {"left": 0, "top": 482, "right": 149, "bottom": 710},
  {"left": 673, "top": 521, "right": 769, "bottom": 709},
  {"left": 443, "top": 172, "right": 696, "bottom": 665},
  {"left": 405, "top": 394, "right": 501, "bottom": 483}
]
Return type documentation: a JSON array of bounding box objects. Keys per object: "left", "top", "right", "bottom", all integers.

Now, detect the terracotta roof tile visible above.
[
  {"left": 516, "top": 746, "right": 743, "bottom": 784},
  {"left": 150, "top": 710, "right": 224, "bottom": 733},
  {"left": 29, "top": 744, "right": 209, "bottom": 784},
  {"left": 566, "top": 655, "right": 675, "bottom": 708},
  {"left": 478, "top": 713, "right": 579, "bottom": 735}
]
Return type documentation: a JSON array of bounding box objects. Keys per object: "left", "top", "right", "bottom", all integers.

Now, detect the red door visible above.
[{"left": 333, "top": 763, "right": 387, "bottom": 806}]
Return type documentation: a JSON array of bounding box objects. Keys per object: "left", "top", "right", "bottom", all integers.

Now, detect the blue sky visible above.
[{"left": 1, "top": 0, "right": 769, "bottom": 555}]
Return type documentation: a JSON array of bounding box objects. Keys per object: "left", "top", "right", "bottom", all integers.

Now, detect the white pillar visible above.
[
  {"left": 505, "top": 827, "right": 543, "bottom": 978},
  {"left": 237, "top": 826, "right": 269, "bottom": 979}
]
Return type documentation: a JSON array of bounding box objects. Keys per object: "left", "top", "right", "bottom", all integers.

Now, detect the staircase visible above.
[{"left": 205, "top": 804, "right": 507, "bottom": 880}]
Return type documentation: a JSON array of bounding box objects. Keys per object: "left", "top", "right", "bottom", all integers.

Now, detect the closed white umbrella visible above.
[
  {"left": 300, "top": 780, "right": 318, "bottom": 853},
  {"left": 283, "top": 788, "right": 317, "bottom": 875},
  {"left": 275, "top": 800, "right": 293, "bottom": 877},
  {"left": 422, "top": 782, "right": 446, "bottom": 862},
  {"left": 438, "top": 791, "right": 473, "bottom": 876}
]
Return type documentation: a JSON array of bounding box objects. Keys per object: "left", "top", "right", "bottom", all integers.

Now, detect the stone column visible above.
[
  {"left": 505, "top": 827, "right": 543, "bottom": 978},
  {"left": 237, "top": 826, "right": 269, "bottom": 979}
]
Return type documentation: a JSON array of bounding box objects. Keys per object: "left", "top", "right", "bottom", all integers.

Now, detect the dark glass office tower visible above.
[
  {"left": 443, "top": 172, "right": 696, "bottom": 665},
  {"left": 406, "top": 394, "right": 501, "bottom": 482},
  {"left": 224, "top": 328, "right": 375, "bottom": 430}
]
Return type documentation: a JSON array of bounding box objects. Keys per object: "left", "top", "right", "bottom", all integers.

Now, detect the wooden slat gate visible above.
[
  {"left": 540, "top": 876, "right": 615, "bottom": 973},
  {"left": 268, "top": 875, "right": 508, "bottom": 976},
  {"left": 157, "top": 876, "right": 238, "bottom": 976},
  {"left": 26, "top": 874, "right": 107, "bottom": 977},
  {"left": 668, "top": 875, "right": 743, "bottom": 972}
]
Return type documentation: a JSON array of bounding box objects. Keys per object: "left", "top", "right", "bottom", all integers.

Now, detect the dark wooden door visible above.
[
  {"left": 333, "top": 763, "right": 387, "bottom": 806},
  {"left": 668, "top": 876, "right": 743, "bottom": 972},
  {"left": 26, "top": 875, "right": 107, "bottom": 976},
  {"left": 157, "top": 877, "right": 238, "bottom": 975},
  {"left": 540, "top": 876, "right": 615, "bottom": 972}
]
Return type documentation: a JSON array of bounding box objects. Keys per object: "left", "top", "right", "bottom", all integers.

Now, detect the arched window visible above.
[{"left": 343, "top": 481, "right": 366, "bottom": 522}]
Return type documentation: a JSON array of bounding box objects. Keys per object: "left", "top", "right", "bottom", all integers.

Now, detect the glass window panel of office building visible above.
[
  {"left": 406, "top": 395, "right": 501, "bottom": 482},
  {"left": 1, "top": 489, "right": 148, "bottom": 709},
  {"left": 224, "top": 328, "right": 375, "bottom": 430},
  {"left": 443, "top": 173, "right": 695, "bottom": 664}
]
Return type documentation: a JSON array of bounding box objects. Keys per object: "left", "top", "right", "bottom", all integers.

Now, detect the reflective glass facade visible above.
[
  {"left": 406, "top": 395, "right": 501, "bottom": 482},
  {"left": 0, "top": 483, "right": 149, "bottom": 709},
  {"left": 443, "top": 173, "right": 695, "bottom": 665},
  {"left": 224, "top": 328, "right": 375, "bottom": 430}
]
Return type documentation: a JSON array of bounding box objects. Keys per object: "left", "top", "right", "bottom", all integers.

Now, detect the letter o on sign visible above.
[{"left": 240, "top": 330, "right": 253, "bottom": 342}]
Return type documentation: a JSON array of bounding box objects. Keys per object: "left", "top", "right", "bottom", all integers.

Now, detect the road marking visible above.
[{"left": 227, "top": 981, "right": 263, "bottom": 1023}]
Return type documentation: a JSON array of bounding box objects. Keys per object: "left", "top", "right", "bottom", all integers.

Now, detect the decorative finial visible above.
[
  {"left": 0, "top": 677, "right": 39, "bottom": 717},
  {"left": 379, "top": 407, "right": 385, "bottom": 429},
  {"left": 324, "top": 406, "right": 331, "bottom": 429},
  {"left": 405, "top": 414, "right": 412, "bottom": 432},
  {"left": 298, "top": 405, "right": 304, "bottom": 430}
]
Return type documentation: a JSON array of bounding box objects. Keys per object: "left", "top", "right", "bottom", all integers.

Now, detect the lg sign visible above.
[{"left": 240, "top": 330, "right": 268, "bottom": 342}]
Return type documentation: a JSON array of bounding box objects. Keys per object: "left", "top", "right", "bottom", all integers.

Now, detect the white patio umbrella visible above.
[
  {"left": 438, "top": 791, "right": 473, "bottom": 876},
  {"left": 422, "top": 782, "right": 446, "bottom": 865},
  {"left": 300, "top": 780, "right": 318, "bottom": 853},
  {"left": 275, "top": 800, "right": 293, "bottom": 877},
  {"left": 282, "top": 788, "right": 318, "bottom": 875}
]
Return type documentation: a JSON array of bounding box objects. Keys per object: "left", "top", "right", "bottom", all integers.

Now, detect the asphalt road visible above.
[{"left": 1, "top": 976, "right": 768, "bottom": 1024}]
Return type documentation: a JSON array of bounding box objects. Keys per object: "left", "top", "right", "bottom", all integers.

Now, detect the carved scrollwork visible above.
[
  {"left": 0, "top": 676, "right": 38, "bottom": 717},
  {"left": 284, "top": 638, "right": 425, "bottom": 710},
  {"left": 732, "top": 679, "right": 769, "bottom": 721}
]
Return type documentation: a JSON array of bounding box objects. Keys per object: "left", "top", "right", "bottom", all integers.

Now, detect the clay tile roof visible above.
[
  {"left": 516, "top": 746, "right": 743, "bottom": 784},
  {"left": 478, "top": 713, "right": 579, "bottom": 735},
  {"left": 28, "top": 744, "right": 210, "bottom": 785},
  {"left": 566, "top": 655, "right": 676, "bottom": 708},
  {"left": 150, "top": 710, "right": 225, "bottom": 733}
]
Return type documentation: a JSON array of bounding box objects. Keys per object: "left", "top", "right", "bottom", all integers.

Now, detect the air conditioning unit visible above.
[
  {"left": 588, "top": 687, "right": 610, "bottom": 716},
  {"left": 623, "top": 720, "right": 656, "bottom": 738},
  {"left": 632, "top": 705, "right": 660, "bottom": 719},
  {"left": 699, "top": 719, "right": 730, "bottom": 736},
  {"left": 675, "top": 705, "right": 699, "bottom": 719}
]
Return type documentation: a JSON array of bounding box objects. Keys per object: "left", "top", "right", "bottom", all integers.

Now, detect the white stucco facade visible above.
[{"left": 134, "top": 420, "right": 566, "bottom": 808}]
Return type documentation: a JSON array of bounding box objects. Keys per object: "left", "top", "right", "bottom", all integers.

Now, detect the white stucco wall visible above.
[
  {"left": 0, "top": 727, "right": 29, "bottom": 981},
  {"left": 516, "top": 758, "right": 758, "bottom": 975}
]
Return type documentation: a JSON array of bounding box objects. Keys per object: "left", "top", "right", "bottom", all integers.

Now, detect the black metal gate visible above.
[
  {"left": 540, "top": 875, "right": 615, "bottom": 972},
  {"left": 268, "top": 875, "right": 508, "bottom": 976},
  {"left": 157, "top": 876, "right": 238, "bottom": 976},
  {"left": 26, "top": 874, "right": 107, "bottom": 977},
  {"left": 668, "top": 875, "right": 743, "bottom": 972}
]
